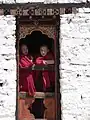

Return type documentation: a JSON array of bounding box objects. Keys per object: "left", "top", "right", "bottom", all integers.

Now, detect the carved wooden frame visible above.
[
  {"left": 0, "top": 2, "right": 89, "bottom": 16},
  {"left": 16, "top": 15, "right": 60, "bottom": 120}
]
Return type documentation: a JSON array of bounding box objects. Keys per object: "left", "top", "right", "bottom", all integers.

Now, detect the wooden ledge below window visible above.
[
  {"left": 20, "top": 65, "right": 54, "bottom": 71},
  {"left": 19, "top": 92, "right": 55, "bottom": 99}
]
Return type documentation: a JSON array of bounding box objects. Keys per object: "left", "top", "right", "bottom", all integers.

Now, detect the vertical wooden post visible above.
[{"left": 43, "top": 98, "right": 56, "bottom": 120}]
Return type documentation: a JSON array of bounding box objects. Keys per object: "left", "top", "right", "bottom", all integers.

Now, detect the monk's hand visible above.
[
  {"left": 43, "top": 60, "right": 48, "bottom": 65},
  {"left": 32, "top": 64, "right": 35, "bottom": 70}
]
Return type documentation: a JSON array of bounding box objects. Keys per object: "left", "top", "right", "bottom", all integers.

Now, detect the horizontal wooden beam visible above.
[
  {"left": 0, "top": 2, "right": 90, "bottom": 9},
  {"left": 19, "top": 92, "right": 55, "bottom": 99},
  {"left": 0, "top": 2, "right": 89, "bottom": 16},
  {"left": 20, "top": 65, "right": 54, "bottom": 71}
]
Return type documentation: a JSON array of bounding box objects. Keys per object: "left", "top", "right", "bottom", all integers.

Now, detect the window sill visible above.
[{"left": 19, "top": 92, "right": 55, "bottom": 99}]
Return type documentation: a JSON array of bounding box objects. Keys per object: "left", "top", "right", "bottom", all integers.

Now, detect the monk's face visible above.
[
  {"left": 40, "top": 46, "right": 49, "bottom": 57},
  {"left": 21, "top": 45, "right": 28, "bottom": 55}
]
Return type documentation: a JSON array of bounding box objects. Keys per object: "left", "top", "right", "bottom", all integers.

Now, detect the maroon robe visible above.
[
  {"left": 35, "top": 52, "right": 55, "bottom": 92},
  {"left": 19, "top": 55, "right": 36, "bottom": 95}
]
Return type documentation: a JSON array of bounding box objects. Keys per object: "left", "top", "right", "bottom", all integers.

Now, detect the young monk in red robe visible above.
[
  {"left": 19, "top": 44, "right": 36, "bottom": 95},
  {"left": 35, "top": 45, "right": 55, "bottom": 92},
  {"left": 19, "top": 44, "right": 36, "bottom": 120}
]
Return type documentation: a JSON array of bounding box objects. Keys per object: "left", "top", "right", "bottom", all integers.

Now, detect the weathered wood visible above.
[
  {"left": 32, "top": 65, "right": 55, "bottom": 71},
  {"left": 44, "top": 98, "right": 56, "bottom": 120},
  {"left": 18, "top": 98, "right": 35, "bottom": 120},
  {"left": 0, "top": 2, "right": 90, "bottom": 9},
  {"left": 19, "top": 92, "right": 55, "bottom": 99},
  {"left": 20, "top": 65, "right": 54, "bottom": 71},
  {"left": 0, "top": 2, "right": 90, "bottom": 15}
]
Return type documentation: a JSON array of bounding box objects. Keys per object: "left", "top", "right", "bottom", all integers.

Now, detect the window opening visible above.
[
  {"left": 17, "top": 16, "right": 60, "bottom": 120},
  {"left": 65, "top": 7, "right": 72, "bottom": 14}
]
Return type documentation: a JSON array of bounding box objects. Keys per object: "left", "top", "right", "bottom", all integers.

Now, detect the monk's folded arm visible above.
[{"left": 45, "top": 60, "right": 54, "bottom": 65}]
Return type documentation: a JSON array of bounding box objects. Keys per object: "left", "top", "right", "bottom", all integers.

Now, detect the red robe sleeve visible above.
[
  {"left": 19, "top": 55, "right": 36, "bottom": 95},
  {"left": 19, "top": 55, "right": 33, "bottom": 68},
  {"left": 44, "top": 52, "right": 54, "bottom": 60},
  {"left": 36, "top": 57, "right": 44, "bottom": 65}
]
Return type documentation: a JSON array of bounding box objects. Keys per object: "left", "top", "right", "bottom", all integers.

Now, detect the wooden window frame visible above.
[{"left": 16, "top": 15, "right": 60, "bottom": 120}]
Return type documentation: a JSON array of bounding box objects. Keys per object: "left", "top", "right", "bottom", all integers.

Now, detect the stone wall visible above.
[
  {"left": 60, "top": 13, "right": 90, "bottom": 120},
  {"left": 0, "top": 15, "right": 16, "bottom": 120}
]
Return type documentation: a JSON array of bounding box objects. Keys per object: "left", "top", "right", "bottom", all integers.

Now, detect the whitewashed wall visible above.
[
  {"left": 60, "top": 13, "right": 90, "bottom": 120},
  {"left": 0, "top": 16, "right": 16, "bottom": 120},
  {"left": 0, "top": 0, "right": 90, "bottom": 120}
]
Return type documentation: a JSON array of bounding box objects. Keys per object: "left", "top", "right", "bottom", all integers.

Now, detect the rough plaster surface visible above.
[
  {"left": 60, "top": 13, "right": 90, "bottom": 120},
  {"left": 0, "top": 15, "right": 16, "bottom": 120},
  {"left": 0, "top": 1, "right": 90, "bottom": 120}
]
